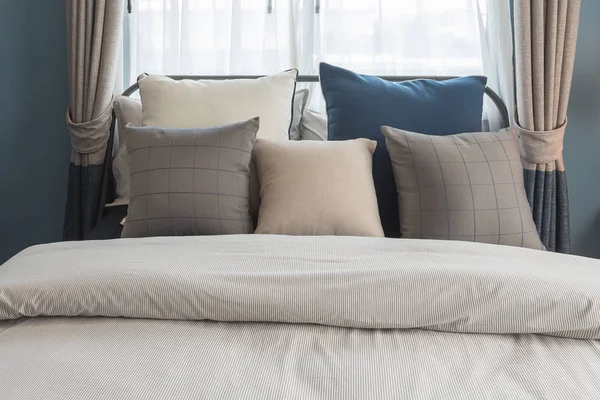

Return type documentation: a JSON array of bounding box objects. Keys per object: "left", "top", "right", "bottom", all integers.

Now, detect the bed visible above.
[
  {"left": 2, "top": 75, "right": 599, "bottom": 400},
  {"left": 2, "top": 235, "right": 600, "bottom": 399}
]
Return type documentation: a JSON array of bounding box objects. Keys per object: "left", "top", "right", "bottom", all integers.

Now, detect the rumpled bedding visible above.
[{"left": 1, "top": 235, "right": 599, "bottom": 399}]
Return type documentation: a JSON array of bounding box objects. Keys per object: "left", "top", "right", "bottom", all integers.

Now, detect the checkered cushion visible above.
[
  {"left": 122, "top": 118, "right": 259, "bottom": 238},
  {"left": 381, "top": 126, "right": 544, "bottom": 250}
]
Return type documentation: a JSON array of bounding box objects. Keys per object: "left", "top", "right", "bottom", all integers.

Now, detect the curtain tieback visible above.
[
  {"left": 516, "top": 119, "right": 567, "bottom": 164},
  {"left": 66, "top": 100, "right": 114, "bottom": 154}
]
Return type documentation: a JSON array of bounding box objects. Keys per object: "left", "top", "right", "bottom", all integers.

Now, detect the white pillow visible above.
[
  {"left": 139, "top": 70, "right": 298, "bottom": 140},
  {"left": 290, "top": 89, "right": 309, "bottom": 140},
  {"left": 300, "top": 109, "right": 328, "bottom": 141},
  {"left": 108, "top": 96, "right": 142, "bottom": 207}
]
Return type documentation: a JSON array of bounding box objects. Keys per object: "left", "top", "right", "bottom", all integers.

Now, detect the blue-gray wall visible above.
[
  {"left": 0, "top": 1, "right": 70, "bottom": 263},
  {"left": 564, "top": 0, "right": 600, "bottom": 258}
]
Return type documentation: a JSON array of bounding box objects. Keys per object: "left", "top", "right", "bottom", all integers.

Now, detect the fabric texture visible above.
[
  {"left": 300, "top": 109, "right": 328, "bottom": 141},
  {"left": 253, "top": 139, "right": 383, "bottom": 237},
  {"left": 139, "top": 71, "right": 297, "bottom": 140},
  {"left": 121, "top": 118, "right": 258, "bottom": 238},
  {"left": 514, "top": 0, "right": 581, "bottom": 253},
  {"left": 290, "top": 89, "right": 309, "bottom": 140},
  {"left": 2, "top": 318, "right": 599, "bottom": 400},
  {"left": 320, "top": 63, "right": 487, "bottom": 237},
  {"left": 241, "top": 88, "right": 309, "bottom": 230},
  {"left": 382, "top": 126, "right": 543, "bottom": 249},
  {"left": 109, "top": 96, "right": 142, "bottom": 207},
  {"left": 2, "top": 235, "right": 599, "bottom": 335},
  {"left": 1, "top": 236, "right": 600, "bottom": 399},
  {"left": 63, "top": 0, "right": 125, "bottom": 240}
]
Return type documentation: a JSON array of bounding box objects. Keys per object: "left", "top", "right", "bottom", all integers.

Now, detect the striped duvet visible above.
[{"left": 1, "top": 235, "right": 599, "bottom": 399}]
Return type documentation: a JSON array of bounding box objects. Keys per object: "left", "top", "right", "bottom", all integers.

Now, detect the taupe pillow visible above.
[
  {"left": 249, "top": 89, "right": 310, "bottom": 227},
  {"left": 122, "top": 118, "right": 259, "bottom": 238},
  {"left": 381, "top": 126, "right": 543, "bottom": 249},
  {"left": 253, "top": 138, "right": 384, "bottom": 237}
]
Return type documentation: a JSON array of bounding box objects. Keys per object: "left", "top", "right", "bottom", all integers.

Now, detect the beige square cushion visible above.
[
  {"left": 253, "top": 138, "right": 384, "bottom": 237},
  {"left": 381, "top": 126, "right": 544, "bottom": 250},
  {"left": 122, "top": 118, "right": 259, "bottom": 238}
]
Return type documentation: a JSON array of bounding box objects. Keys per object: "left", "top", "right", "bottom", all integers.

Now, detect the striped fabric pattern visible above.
[
  {"left": 1, "top": 235, "right": 600, "bottom": 337},
  {"left": 0, "top": 235, "right": 600, "bottom": 400},
  {"left": 1, "top": 235, "right": 600, "bottom": 398},
  {"left": 1, "top": 317, "right": 599, "bottom": 399}
]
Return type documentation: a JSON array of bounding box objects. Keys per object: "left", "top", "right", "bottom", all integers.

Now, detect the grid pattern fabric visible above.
[
  {"left": 122, "top": 118, "right": 258, "bottom": 238},
  {"left": 382, "top": 127, "right": 543, "bottom": 250}
]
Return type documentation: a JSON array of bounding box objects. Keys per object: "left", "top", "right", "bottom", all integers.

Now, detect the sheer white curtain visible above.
[
  {"left": 124, "top": 0, "right": 513, "bottom": 117},
  {"left": 126, "top": 0, "right": 297, "bottom": 80},
  {"left": 477, "top": 0, "right": 515, "bottom": 130}
]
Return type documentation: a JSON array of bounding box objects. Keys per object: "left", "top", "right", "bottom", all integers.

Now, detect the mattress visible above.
[{"left": 1, "top": 235, "right": 600, "bottom": 399}]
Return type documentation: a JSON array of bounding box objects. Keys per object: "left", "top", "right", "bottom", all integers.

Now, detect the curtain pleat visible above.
[
  {"left": 63, "top": 0, "right": 124, "bottom": 240},
  {"left": 523, "top": 161, "right": 570, "bottom": 253},
  {"left": 514, "top": 0, "right": 580, "bottom": 253}
]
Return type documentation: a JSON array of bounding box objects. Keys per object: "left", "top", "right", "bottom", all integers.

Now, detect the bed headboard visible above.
[
  {"left": 98, "top": 74, "right": 510, "bottom": 222},
  {"left": 118, "top": 74, "right": 509, "bottom": 127}
]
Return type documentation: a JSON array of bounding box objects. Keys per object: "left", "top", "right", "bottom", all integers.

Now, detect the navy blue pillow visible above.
[{"left": 319, "top": 62, "right": 487, "bottom": 237}]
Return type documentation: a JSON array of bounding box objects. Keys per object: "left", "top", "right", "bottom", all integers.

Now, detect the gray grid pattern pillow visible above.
[
  {"left": 122, "top": 118, "right": 259, "bottom": 238},
  {"left": 381, "top": 126, "right": 544, "bottom": 250}
]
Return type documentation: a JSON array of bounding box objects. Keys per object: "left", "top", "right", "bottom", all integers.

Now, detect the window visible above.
[
  {"left": 123, "top": 0, "right": 511, "bottom": 120},
  {"left": 125, "top": 0, "right": 486, "bottom": 81}
]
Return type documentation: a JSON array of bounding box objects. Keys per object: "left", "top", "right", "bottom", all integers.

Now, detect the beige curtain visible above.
[
  {"left": 63, "top": 0, "right": 124, "bottom": 240},
  {"left": 514, "top": 0, "right": 581, "bottom": 253}
]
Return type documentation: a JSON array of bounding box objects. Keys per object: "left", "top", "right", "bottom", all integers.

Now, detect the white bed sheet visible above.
[{"left": 1, "top": 235, "right": 599, "bottom": 399}]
